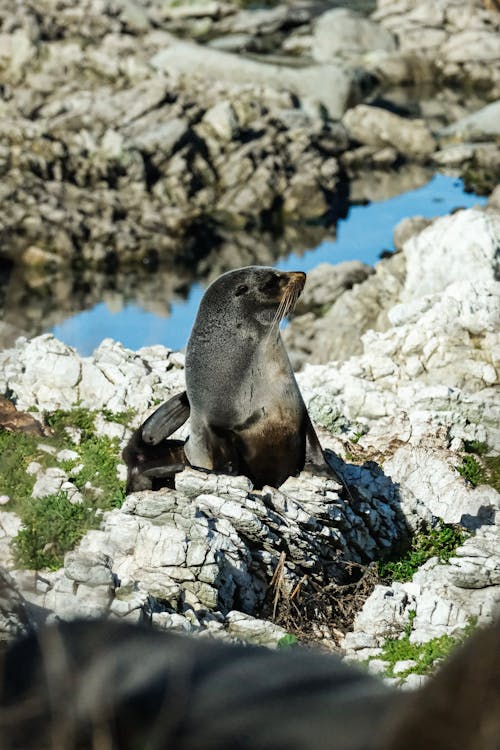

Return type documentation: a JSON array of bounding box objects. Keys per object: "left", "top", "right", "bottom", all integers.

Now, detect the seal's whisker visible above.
[{"left": 266, "top": 277, "right": 303, "bottom": 343}]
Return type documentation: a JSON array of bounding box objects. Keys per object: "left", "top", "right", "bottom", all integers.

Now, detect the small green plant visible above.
[
  {"left": 277, "top": 633, "right": 299, "bottom": 649},
  {"left": 483, "top": 455, "right": 500, "bottom": 493},
  {"left": 102, "top": 408, "right": 136, "bottom": 425},
  {"left": 378, "top": 522, "right": 468, "bottom": 583},
  {"left": 46, "top": 407, "right": 96, "bottom": 439},
  {"left": 14, "top": 492, "right": 95, "bottom": 570},
  {"left": 456, "top": 455, "right": 484, "bottom": 487},
  {"left": 463, "top": 440, "right": 489, "bottom": 456},
  {"left": 350, "top": 431, "right": 364, "bottom": 445},
  {"left": 455, "top": 442, "right": 499, "bottom": 493},
  {"left": 378, "top": 615, "right": 476, "bottom": 680}
]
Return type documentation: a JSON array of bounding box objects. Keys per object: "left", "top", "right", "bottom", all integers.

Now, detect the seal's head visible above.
[{"left": 195, "top": 266, "right": 306, "bottom": 332}]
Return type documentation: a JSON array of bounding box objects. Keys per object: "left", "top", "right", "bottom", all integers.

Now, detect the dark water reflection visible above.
[{"left": 0, "top": 173, "right": 486, "bottom": 354}]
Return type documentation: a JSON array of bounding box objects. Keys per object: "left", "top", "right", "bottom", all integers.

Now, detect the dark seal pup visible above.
[{"left": 124, "top": 266, "right": 329, "bottom": 491}]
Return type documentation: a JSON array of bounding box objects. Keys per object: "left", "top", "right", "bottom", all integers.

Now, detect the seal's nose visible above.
[{"left": 285, "top": 271, "right": 306, "bottom": 293}]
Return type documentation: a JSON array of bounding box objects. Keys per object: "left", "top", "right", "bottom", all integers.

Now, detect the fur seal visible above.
[{"left": 124, "top": 266, "right": 329, "bottom": 491}]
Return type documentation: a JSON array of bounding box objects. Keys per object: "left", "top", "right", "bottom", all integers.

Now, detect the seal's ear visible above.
[{"left": 142, "top": 391, "right": 190, "bottom": 445}]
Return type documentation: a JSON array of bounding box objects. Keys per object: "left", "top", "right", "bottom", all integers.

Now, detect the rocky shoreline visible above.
[
  {"left": 0, "top": 202, "right": 499, "bottom": 686},
  {"left": 1, "top": 0, "right": 499, "bottom": 272}
]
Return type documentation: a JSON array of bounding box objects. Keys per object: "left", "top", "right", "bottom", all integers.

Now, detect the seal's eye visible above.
[{"left": 235, "top": 284, "right": 249, "bottom": 297}]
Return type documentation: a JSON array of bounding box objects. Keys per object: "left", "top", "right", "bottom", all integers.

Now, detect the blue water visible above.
[{"left": 52, "top": 174, "right": 486, "bottom": 355}]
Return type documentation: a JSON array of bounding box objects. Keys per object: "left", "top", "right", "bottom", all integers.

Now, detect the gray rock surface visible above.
[
  {"left": 343, "top": 105, "right": 436, "bottom": 159},
  {"left": 5, "top": 466, "right": 403, "bottom": 644},
  {"left": 291, "top": 261, "right": 374, "bottom": 316},
  {"left": 151, "top": 40, "right": 364, "bottom": 120},
  {"left": 1, "top": 0, "right": 494, "bottom": 284},
  {"left": 439, "top": 100, "right": 500, "bottom": 142},
  {"left": 372, "top": 0, "right": 500, "bottom": 96},
  {"left": 312, "top": 8, "right": 396, "bottom": 63},
  {"left": 284, "top": 252, "right": 406, "bottom": 368}
]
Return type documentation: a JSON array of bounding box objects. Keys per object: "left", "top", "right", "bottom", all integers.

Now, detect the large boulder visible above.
[
  {"left": 151, "top": 40, "right": 366, "bottom": 119},
  {"left": 342, "top": 105, "right": 436, "bottom": 159},
  {"left": 312, "top": 8, "right": 396, "bottom": 63}
]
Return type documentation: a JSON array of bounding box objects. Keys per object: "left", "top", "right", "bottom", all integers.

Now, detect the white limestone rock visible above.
[
  {"left": 383, "top": 446, "right": 500, "bottom": 531},
  {"left": 401, "top": 209, "right": 500, "bottom": 300},
  {"left": 0, "top": 335, "right": 184, "bottom": 414},
  {"left": 312, "top": 8, "right": 396, "bottom": 63},
  {"left": 14, "top": 465, "right": 404, "bottom": 638},
  {"left": 151, "top": 40, "right": 363, "bottom": 119},
  {"left": 225, "top": 611, "right": 287, "bottom": 647},
  {"left": 343, "top": 105, "right": 436, "bottom": 159},
  {"left": 297, "top": 209, "right": 500, "bottom": 453},
  {"left": 0, "top": 512, "right": 22, "bottom": 570}
]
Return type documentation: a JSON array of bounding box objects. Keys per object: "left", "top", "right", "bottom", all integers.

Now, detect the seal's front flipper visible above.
[
  {"left": 142, "top": 391, "right": 190, "bottom": 445},
  {"left": 304, "top": 412, "right": 329, "bottom": 471},
  {"left": 304, "top": 413, "right": 344, "bottom": 485}
]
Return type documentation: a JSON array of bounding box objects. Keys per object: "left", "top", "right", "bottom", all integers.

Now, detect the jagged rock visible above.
[
  {"left": 0, "top": 512, "right": 21, "bottom": 569},
  {"left": 292, "top": 261, "right": 375, "bottom": 316},
  {"left": 393, "top": 216, "right": 432, "bottom": 252},
  {"left": 12, "top": 465, "right": 404, "bottom": 636},
  {"left": 0, "top": 335, "right": 185, "bottom": 414},
  {"left": 439, "top": 100, "right": 500, "bottom": 141},
  {"left": 384, "top": 446, "right": 500, "bottom": 531},
  {"left": 343, "top": 105, "right": 436, "bottom": 159},
  {"left": 401, "top": 208, "right": 499, "bottom": 299},
  {"left": 372, "top": 0, "right": 500, "bottom": 95},
  {"left": 30, "top": 465, "right": 84, "bottom": 504},
  {"left": 151, "top": 40, "right": 366, "bottom": 119},
  {"left": 0, "top": 569, "right": 32, "bottom": 641},
  {"left": 284, "top": 252, "right": 406, "bottom": 368},
  {"left": 225, "top": 611, "right": 287, "bottom": 647},
  {"left": 344, "top": 517, "right": 500, "bottom": 656}
]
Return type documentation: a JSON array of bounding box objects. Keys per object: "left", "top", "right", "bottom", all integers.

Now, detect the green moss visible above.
[
  {"left": 378, "top": 615, "right": 476, "bottom": 679},
  {"left": 102, "top": 408, "right": 136, "bottom": 426},
  {"left": 2, "top": 407, "right": 128, "bottom": 570},
  {"left": 483, "top": 455, "right": 500, "bottom": 493},
  {"left": 67, "top": 434, "right": 126, "bottom": 509},
  {"left": 0, "top": 429, "right": 39, "bottom": 505},
  {"left": 46, "top": 407, "right": 96, "bottom": 439},
  {"left": 454, "top": 443, "right": 500, "bottom": 493},
  {"left": 378, "top": 522, "right": 468, "bottom": 583},
  {"left": 14, "top": 492, "right": 95, "bottom": 570},
  {"left": 350, "top": 431, "right": 364, "bottom": 444}
]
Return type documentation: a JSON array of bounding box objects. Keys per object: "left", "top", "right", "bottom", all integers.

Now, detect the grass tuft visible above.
[
  {"left": 1, "top": 407, "right": 127, "bottom": 570},
  {"left": 378, "top": 522, "right": 468, "bottom": 583},
  {"left": 378, "top": 615, "right": 476, "bottom": 679},
  {"left": 14, "top": 492, "right": 95, "bottom": 570}
]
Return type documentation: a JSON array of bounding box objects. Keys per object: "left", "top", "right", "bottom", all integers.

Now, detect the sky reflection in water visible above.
[{"left": 52, "top": 174, "right": 486, "bottom": 355}]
